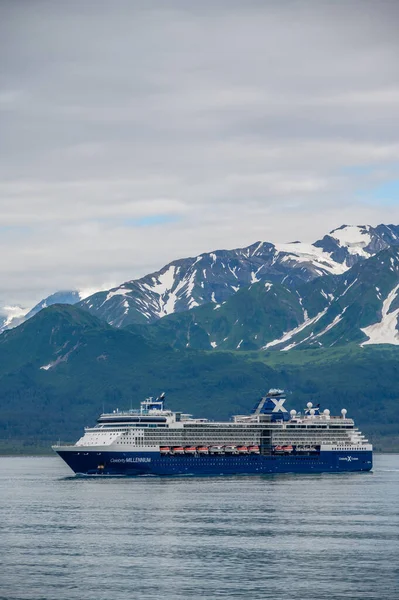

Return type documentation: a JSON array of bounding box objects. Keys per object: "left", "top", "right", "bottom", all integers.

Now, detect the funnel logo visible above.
[{"left": 271, "top": 399, "right": 287, "bottom": 412}]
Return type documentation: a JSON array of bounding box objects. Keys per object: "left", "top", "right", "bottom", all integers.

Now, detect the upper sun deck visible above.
[
  {"left": 95, "top": 394, "right": 208, "bottom": 428},
  {"left": 98, "top": 395, "right": 171, "bottom": 421},
  {"left": 91, "top": 391, "right": 354, "bottom": 431}
]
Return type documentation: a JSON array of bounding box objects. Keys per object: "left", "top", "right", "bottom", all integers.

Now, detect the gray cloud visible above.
[{"left": 1, "top": 0, "right": 399, "bottom": 306}]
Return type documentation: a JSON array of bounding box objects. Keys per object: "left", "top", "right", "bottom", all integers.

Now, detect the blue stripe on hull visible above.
[{"left": 56, "top": 450, "right": 373, "bottom": 476}]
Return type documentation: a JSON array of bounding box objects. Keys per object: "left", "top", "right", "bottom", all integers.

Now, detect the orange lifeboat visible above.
[
  {"left": 160, "top": 447, "right": 170, "bottom": 454},
  {"left": 197, "top": 446, "right": 209, "bottom": 454},
  {"left": 237, "top": 446, "right": 249, "bottom": 453},
  {"left": 283, "top": 445, "right": 293, "bottom": 452},
  {"left": 172, "top": 446, "right": 185, "bottom": 454},
  {"left": 248, "top": 445, "right": 260, "bottom": 454},
  {"left": 184, "top": 446, "right": 197, "bottom": 454}
]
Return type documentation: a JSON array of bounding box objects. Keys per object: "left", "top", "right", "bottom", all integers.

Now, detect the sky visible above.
[{"left": 1, "top": 0, "right": 399, "bottom": 307}]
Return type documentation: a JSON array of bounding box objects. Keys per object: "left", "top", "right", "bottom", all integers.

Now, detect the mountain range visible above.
[
  {"left": 132, "top": 245, "right": 399, "bottom": 352},
  {"left": 2, "top": 222, "right": 399, "bottom": 453},
  {"left": 4, "top": 223, "right": 399, "bottom": 337},
  {"left": 78, "top": 223, "right": 399, "bottom": 328}
]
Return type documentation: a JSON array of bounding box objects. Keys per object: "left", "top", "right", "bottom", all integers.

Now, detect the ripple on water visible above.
[{"left": 0, "top": 455, "right": 398, "bottom": 600}]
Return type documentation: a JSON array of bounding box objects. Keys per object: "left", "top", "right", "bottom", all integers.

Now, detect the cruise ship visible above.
[{"left": 53, "top": 390, "right": 373, "bottom": 476}]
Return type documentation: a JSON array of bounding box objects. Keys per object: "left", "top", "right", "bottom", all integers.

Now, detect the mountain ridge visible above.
[
  {"left": 125, "top": 246, "right": 399, "bottom": 351},
  {"left": 3, "top": 223, "right": 399, "bottom": 334},
  {"left": 78, "top": 223, "right": 399, "bottom": 328}
]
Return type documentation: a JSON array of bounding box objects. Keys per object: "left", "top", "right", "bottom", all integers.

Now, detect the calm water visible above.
[{"left": 0, "top": 455, "right": 398, "bottom": 600}]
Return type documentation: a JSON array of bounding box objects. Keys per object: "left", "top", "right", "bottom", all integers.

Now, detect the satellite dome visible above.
[
  {"left": 290, "top": 409, "right": 297, "bottom": 416},
  {"left": 323, "top": 409, "right": 330, "bottom": 416},
  {"left": 310, "top": 408, "right": 315, "bottom": 416},
  {"left": 307, "top": 402, "right": 313, "bottom": 409},
  {"left": 341, "top": 408, "right": 347, "bottom": 416}
]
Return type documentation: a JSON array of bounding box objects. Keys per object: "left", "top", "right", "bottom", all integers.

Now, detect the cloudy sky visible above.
[{"left": 1, "top": 0, "right": 399, "bottom": 307}]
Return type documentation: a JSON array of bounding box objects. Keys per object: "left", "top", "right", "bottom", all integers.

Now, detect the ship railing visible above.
[{"left": 52, "top": 442, "right": 76, "bottom": 448}]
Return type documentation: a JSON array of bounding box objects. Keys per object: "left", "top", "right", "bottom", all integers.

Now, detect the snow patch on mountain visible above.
[
  {"left": 103, "top": 288, "right": 131, "bottom": 304},
  {"left": 263, "top": 308, "right": 328, "bottom": 349},
  {"left": 310, "top": 307, "right": 348, "bottom": 343},
  {"left": 39, "top": 342, "right": 81, "bottom": 371},
  {"left": 361, "top": 284, "right": 399, "bottom": 345},
  {"left": 144, "top": 266, "right": 177, "bottom": 296},
  {"left": 340, "top": 278, "right": 358, "bottom": 297},
  {"left": 78, "top": 285, "right": 109, "bottom": 300},
  {"left": 274, "top": 242, "right": 347, "bottom": 275},
  {"left": 297, "top": 295, "right": 309, "bottom": 320},
  {"left": 330, "top": 225, "right": 371, "bottom": 256},
  {"left": 280, "top": 308, "right": 335, "bottom": 351}
]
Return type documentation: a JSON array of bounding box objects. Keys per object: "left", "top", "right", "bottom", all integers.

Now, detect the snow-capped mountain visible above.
[
  {"left": 265, "top": 245, "right": 399, "bottom": 350},
  {"left": 3, "top": 223, "right": 399, "bottom": 340},
  {"left": 1, "top": 291, "right": 86, "bottom": 333},
  {"left": 314, "top": 223, "right": 399, "bottom": 266},
  {"left": 25, "top": 291, "right": 82, "bottom": 320},
  {"left": 127, "top": 245, "right": 399, "bottom": 352},
  {"left": 78, "top": 224, "right": 399, "bottom": 328},
  {"left": 77, "top": 240, "right": 344, "bottom": 328},
  {"left": 127, "top": 275, "right": 336, "bottom": 352}
]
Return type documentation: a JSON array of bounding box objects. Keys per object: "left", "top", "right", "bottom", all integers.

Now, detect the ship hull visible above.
[{"left": 55, "top": 449, "right": 373, "bottom": 476}]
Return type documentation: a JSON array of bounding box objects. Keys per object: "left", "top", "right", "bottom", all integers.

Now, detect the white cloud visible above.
[{"left": 0, "top": 0, "right": 398, "bottom": 305}]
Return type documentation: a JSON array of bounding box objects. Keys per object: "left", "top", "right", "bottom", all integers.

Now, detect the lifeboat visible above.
[
  {"left": 197, "top": 446, "right": 209, "bottom": 454},
  {"left": 184, "top": 446, "right": 197, "bottom": 454},
  {"left": 274, "top": 445, "right": 284, "bottom": 453},
  {"left": 209, "top": 446, "right": 224, "bottom": 453},
  {"left": 248, "top": 445, "right": 260, "bottom": 454},
  {"left": 224, "top": 445, "right": 237, "bottom": 453},
  {"left": 160, "top": 447, "right": 170, "bottom": 454},
  {"left": 283, "top": 445, "right": 293, "bottom": 452},
  {"left": 237, "top": 446, "right": 249, "bottom": 453},
  {"left": 172, "top": 446, "right": 185, "bottom": 454}
]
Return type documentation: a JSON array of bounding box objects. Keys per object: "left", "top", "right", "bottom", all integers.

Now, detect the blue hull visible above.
[{"left": 56, "top": 450, "right": 373, "bottom": 476}]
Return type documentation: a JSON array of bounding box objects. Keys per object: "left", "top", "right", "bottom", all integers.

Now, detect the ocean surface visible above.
[{"left": 0, "top": 455, "right": 398, "bottom": 600}]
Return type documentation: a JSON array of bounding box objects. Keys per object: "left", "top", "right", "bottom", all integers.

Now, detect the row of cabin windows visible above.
[{"left": 98, "top": 423, "right": 353, "bottom": 431}]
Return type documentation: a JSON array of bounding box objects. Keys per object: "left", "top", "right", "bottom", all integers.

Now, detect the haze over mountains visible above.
[{"left": 1, "top": 290, "right": 88, "bottom": 333}]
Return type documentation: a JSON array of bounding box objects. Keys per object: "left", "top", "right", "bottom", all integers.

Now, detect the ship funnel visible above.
[{"left": 252, "top": 389, "right": 289, "bottom": 421}]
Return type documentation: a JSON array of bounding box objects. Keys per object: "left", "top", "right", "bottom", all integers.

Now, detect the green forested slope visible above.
[{"left": 0, "top": 305, "right": 398, "bottom": 452}]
